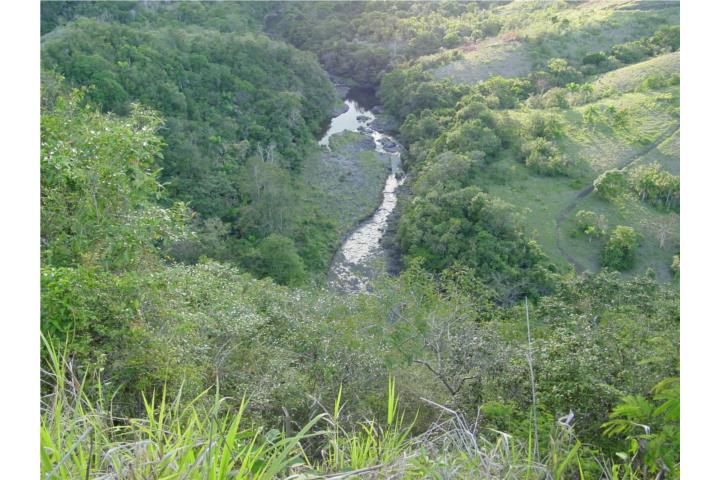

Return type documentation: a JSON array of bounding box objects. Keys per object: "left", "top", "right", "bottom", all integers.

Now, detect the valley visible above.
[{"left": 39, "top": 2, "right": 681, "bottom": 478}]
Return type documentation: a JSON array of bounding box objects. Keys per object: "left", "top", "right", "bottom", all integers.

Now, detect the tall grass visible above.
[
  {"left": 41, "top": 337, "right": 323, "bottom": 479},
  {"left": 41, "top": 336, "right": 645, "bottom": 479},
  {"left": 320, "top": 376, "right": 414, "bottom": 475}
]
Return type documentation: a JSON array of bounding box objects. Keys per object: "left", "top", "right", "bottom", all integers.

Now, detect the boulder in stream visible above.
[{"left": 379, "top": 137, "right": 398, "bottom": 149}]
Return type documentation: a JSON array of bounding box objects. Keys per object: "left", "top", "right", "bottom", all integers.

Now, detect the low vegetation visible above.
[{"left": 40, "top": 1, "right": 680, "bottom": 478}]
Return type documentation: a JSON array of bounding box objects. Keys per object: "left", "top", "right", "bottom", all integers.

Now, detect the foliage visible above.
[
  {"left": 522, "top": 137, "right": 570, "bottom": 176},
  {"left": 603, "top": 377, "right": 680, "bottom": 477},
  {"left": 41, "top": 85, "right": 186, "bottom": 269},
  {"left": 41, "top": 1, "right": 268, "bottom": 36},
  {"left": 545, "top": 58, "right": 583, "bottom": 87},
  {"left": 397, "top": 186, "right": 558, "bottom": 304},
  {"left": 670, "top": 254, "right": 680, "bottom": 279},
  {"left": 574, "top": 210, "right": 607, "bottom": 242},
  {"left": 579, "top": 25, "right": 679, "bottom": 77},
  {"left": 251, "top": 234, "right": 308, "bottom": 287},
  {"left": 41, "top": 336, "right": 323, "bottom": 479},
  {"left": 41, "top": 85, "right": 190, "bottom": 356},
  {"left": 628, "top": 163, "right": 680, "bottom": 212},
  {"left": 602, "top": 226, "right": 641, "bottom": 271},
  {"left": 42, "top": 15, "right": 335, "bottom": 277},
  {"left": 477, "top": 75, "right": 533, "bottom": 109},
  {"left": 39, "top": 4, "right": 681, "bottom": 478},
  {"left": 43, "top": 335, "right": 673, "bottom": 479},
  {"left": 379, "top": 67, "right": 470, "bottom": 119},
  {"left": 271, "top": 1, "right": 499, "bottom": 84},
  {"left": 508, "top": 271, "right": 679, "bottom": 444},
  {"left": 594, "top": 169, "right": 629, "bottom": 201},
  {"left": 444, "top": 119, "right": 502, "bottom": 156}
]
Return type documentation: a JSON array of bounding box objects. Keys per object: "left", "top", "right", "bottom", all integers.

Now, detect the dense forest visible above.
[{"left": 40, "top": 1, "right": 680, "bottom": 478}]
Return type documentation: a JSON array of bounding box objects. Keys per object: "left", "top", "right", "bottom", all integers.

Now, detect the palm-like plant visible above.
[{"left": 602, "top": 377, "right": 680, "bottom": 478}]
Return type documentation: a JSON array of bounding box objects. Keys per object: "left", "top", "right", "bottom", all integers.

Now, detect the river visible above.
[{"left": 320, "top": 87, "right": 405, "bottom": 292}]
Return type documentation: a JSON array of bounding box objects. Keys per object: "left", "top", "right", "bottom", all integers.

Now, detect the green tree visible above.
[
  {"left": 41, "top": 85, "right": 186, "bottom": 270},
  {"left": 443, "top": 120, "right": 501, "bottom": 157},
  {"left": 629, "top": 163, "right": 680, "bottom": 211},
  {"left": 397, "top": 187, "right": 557, "bottom": 303},
  {"left": 546, "top": 58, "right": 582, "bottom": 86},
  {"left": 42, "top": 17, "right": 335, "bottom": 242},
  {"left": 583, "top": 105, "right": 601, "bottom": 128},
  {"left": 602, "top": 226, "right": 641, "bottom": 271},
  {"left": 594, "top": 169, "right": 628, "bottom": 200},
  {"left": 253, "top": 234, "right": 307, "bottom": 286},
  {"left": 41, "top": 83, "right": 189, "bottom": 356},
  {"left": 237, "top": 155, "right": 299, "bottom": 237},
  {"left": 522, "top": 137, "right": 570, "bottom": 176},
  {"left": 575, "top": 210, "right": 606, "bottom": 242}
]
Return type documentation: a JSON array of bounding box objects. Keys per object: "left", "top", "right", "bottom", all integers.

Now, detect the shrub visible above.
[
  {"left": 443, "top": 120, "right": 502, "bottom": 157},
  {"left": 602, "top": 377, "right": 679, "bottom": 477},
  {"left": 255, "top": 234, "right": 307, "bottom": 286},
  {"left": 522, "top": 138, "right": 570, "bottom": 176},
  {"left": 594, "top": 169, "right": 628, "bottom": 200},
  {"left": 527, "top": 113, "right": 564, "bottom": 139},
  {"left": 671, "top": 254, "right": 680, "bottom": 279},
  {"left": 545, "top": 58, "right": 582, "bottom": 86},
  {"left": 602, "top": 226, "right": 641, "bottom": 271},
  {"left": 582, "top": 51, "right": 608, "bottom": 66},
  {"left": 574, "top": 210, "right": 606, "bottom": 241},
  {"left": 610, "top": 41, "right": 651, "bottom": 64},
  {"left": 628, "top": 163, "right": 680, "bottom": 212},
  {"left": 476, "top": 76, "right": 532, "bottom": 109},
  {"left": 648, "top": 25, "right": 680, "bottom": 53}
]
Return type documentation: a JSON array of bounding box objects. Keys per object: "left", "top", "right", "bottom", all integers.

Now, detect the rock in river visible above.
[{"left": 379, "top": 137, "right": 399, "bottom": 150}]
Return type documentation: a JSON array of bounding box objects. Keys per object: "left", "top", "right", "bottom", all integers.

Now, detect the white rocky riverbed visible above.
[{"left": 321, "top": 93, "right": 405, "bottom": 292}]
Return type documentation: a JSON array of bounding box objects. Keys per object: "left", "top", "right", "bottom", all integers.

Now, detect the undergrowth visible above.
[{"left": 41, "top": 336, "right": 671, "bottom": 479}]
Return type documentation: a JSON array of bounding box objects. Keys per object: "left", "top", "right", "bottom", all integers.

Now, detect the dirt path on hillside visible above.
[{"left": 555, "top": 124, "right": 680, "bottom": 273}]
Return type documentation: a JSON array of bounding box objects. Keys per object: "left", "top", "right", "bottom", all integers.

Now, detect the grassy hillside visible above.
[
  {"left": 383, "top": 0, "right": 680, "bottom": 280},
  {"left": 433, "top": 0, "right": 679, "bottom": 84},
  {"left": 486, "top": 87, "right": 679, "bottom": 275},
  {"left": 592, "top": 51, "right": 680, "bottom": 96}
]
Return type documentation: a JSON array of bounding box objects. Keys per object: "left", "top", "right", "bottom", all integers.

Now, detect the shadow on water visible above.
[{"left": 347, "top": 86, "right": 379, "bottom": 110}]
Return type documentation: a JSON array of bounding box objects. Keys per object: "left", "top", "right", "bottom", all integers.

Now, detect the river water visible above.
[{"left": 321, "top": 89, "right": 405, "bottom": 292}]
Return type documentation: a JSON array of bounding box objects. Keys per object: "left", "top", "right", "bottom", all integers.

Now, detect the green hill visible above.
[
  {"left": 432, "top": 0, "right": 679, "bottom": 84},
  {"left": 379, "top": 0, "right": 679, "bottom": 279},
  {"left": 40, "top": 2, "right": 681, "bottom": 478}
]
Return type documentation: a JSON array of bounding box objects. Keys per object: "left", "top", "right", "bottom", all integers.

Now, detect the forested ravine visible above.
[{"left": 322, "top": 88, "right": 405, "bottom": 292}]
